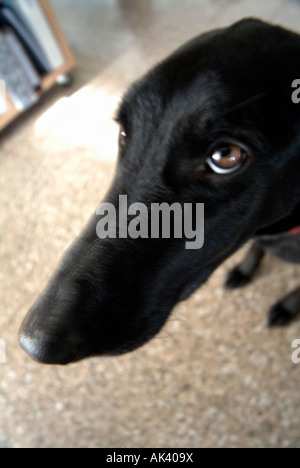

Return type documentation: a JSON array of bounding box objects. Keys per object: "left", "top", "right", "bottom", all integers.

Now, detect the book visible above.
[
  {"left": 0, "top": 29, "right": 38, "bottom": 111},
  {"left": 10, "top": 0, "right": 65, "bottom": 71},
  {"left": 0, "top": 4, "right": 52, "bottom": 74},
  {"left": 4, "top": 27, "right": 41, "bottom": 90}
]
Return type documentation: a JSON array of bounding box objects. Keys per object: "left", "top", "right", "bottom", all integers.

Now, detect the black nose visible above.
[
  {"left": 19, "top": 298, "right": 85, "bottom": 365},
  {"left": 19, "top": 328, "right": 83, "bottom": 365},
  {"left": 18, "top": 276, "right": 89, "bottom": 365}
]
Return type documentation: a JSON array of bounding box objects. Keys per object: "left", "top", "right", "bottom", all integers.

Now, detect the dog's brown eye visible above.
[
  {"left": 207, "top": 145, "right": 247, "bottom": 174},
  {"left": 119, "top": 125, "right": 127, "bottom": 149}
]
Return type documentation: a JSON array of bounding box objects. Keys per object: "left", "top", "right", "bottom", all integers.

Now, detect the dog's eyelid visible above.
[
  {"left": 115, "top": 115, "right": 129, "bottom": 131},
  {"left": 115, "top": 98, "right": 132, "bottom": 127}
]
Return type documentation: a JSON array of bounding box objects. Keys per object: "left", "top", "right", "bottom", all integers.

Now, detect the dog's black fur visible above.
[{"left": 19, "top": 18, "right": 300, "bottom": 364}]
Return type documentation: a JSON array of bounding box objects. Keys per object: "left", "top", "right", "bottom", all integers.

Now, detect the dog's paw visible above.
[
  {"left": 225, "top": 267, "right": 251, "bottom": 289},
  {"left": 268, "top": 303, "right": 296, "bottom": 327}
]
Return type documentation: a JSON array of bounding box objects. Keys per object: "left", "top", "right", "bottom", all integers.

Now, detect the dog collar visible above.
[{"left": 288, "top": 226, "right": 300, "bottom": 235}]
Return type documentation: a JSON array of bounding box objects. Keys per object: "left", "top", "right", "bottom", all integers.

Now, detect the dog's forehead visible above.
[
  {"left": 120, "top": 53, "right": 231, "bottom": 133},
  {"left": 118, "top": 27, "right": 246, "bottom": 126},
  {"left": 129, "top": 71, "right": 225, "bottom": 123},
  {"left": 118, "top": 19, "right": 300, "bottom": 144},
  {"left": 120, "top": 20, "right": 285, "bottom": 124}
]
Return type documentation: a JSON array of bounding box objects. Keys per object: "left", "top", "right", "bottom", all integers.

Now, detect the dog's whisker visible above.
[{"left": 224, "top": 90, "right": 269, "bottom": 115}]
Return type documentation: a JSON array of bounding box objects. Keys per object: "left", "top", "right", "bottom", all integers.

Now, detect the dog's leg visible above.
[
  {"left": 225, "top": 241, "right": 265, "bottom": 289},
  {"left": 269, "top": 287, "right": 300, "bottom": 326}
]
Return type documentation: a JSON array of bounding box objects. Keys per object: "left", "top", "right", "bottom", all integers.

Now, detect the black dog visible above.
[{"left": 19, "top": 18, "right": 300, "bottom": 365}]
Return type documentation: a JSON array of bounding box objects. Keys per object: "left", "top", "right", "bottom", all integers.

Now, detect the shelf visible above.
[{"left": 0, "top": 0, "right": 75, "bottom": 131}]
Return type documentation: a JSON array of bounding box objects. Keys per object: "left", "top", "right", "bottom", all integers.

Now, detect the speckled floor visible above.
[{"left": 1, "top": 0, "right": 300, "bottom": 449}]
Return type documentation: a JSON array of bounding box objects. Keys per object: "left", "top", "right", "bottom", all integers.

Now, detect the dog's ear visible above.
[
  {"left": 231, "top": 17, "right": 268, "bottom": 28},
  {"left": 229, "top": 18, "right": 300, "bottom": 78}
]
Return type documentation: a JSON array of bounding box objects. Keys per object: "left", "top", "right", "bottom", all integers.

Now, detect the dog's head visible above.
[{"left": 20, "top": 19, "right": 300, "bottom": 364}]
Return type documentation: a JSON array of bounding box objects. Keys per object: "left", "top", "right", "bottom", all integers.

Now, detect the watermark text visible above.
[
  {"left": 291, "top": 79, "right": 300, "bottom": 104},
  {"left": 291, "top": 339, "right": 300, "bottom": 364},
  {"left": 96, "top": 196, "right": 204, "bottom": 250}
]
